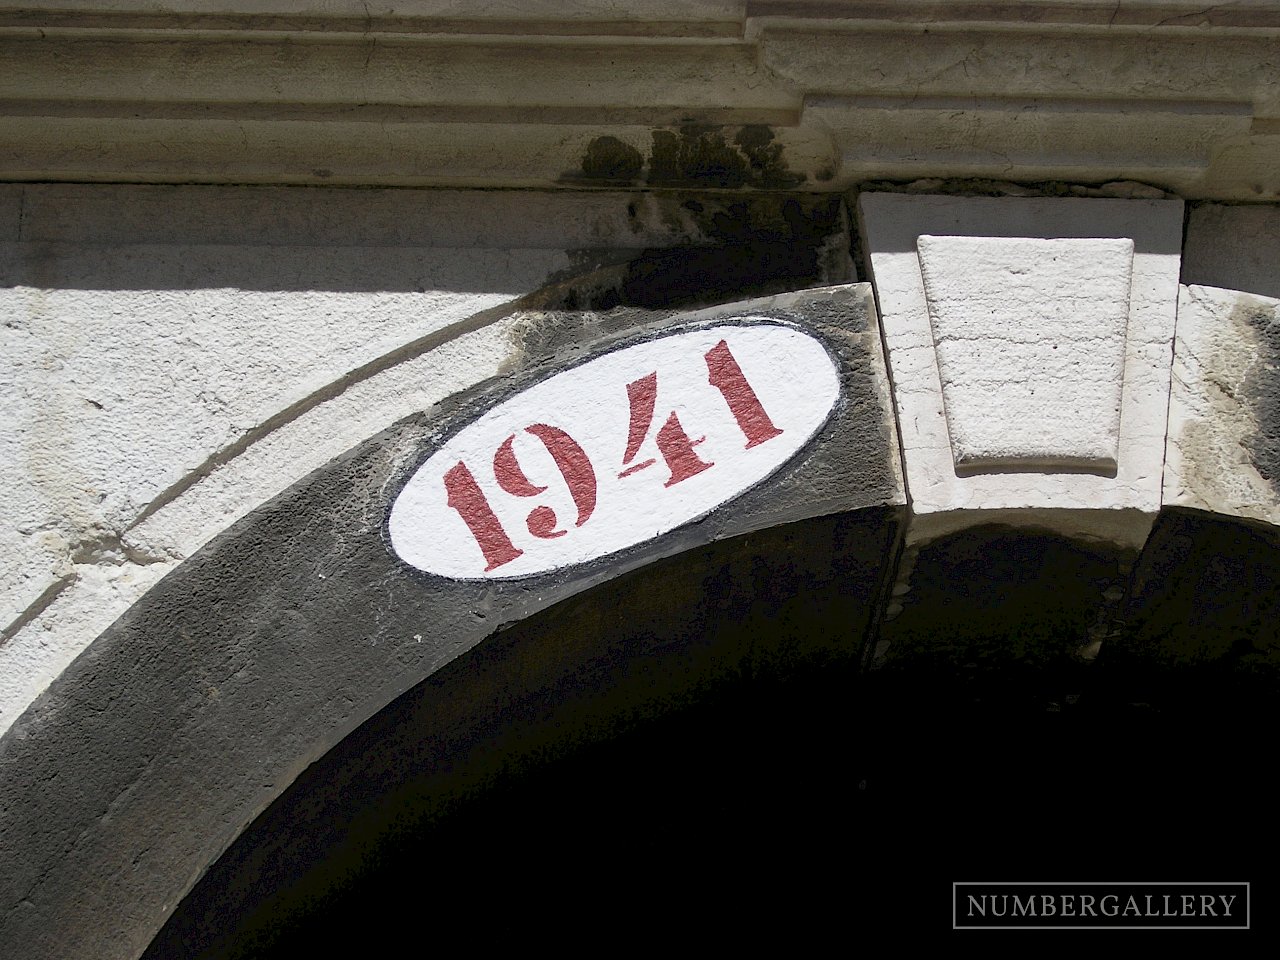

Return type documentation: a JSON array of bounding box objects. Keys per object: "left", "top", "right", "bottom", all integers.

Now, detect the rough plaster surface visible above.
[
  {"left": 916, "top": 234, "right": 1133, "bottom": 472},
  {"left": 1, "top": 184, "right": 849, "bottom": 739},
  {"left": 1183, "top": 203, "right": 1280, "bottom": 301},
  {"left": 0, "top": 282, "right": 533, "bottom": 614},
  {"left": 858, "top": 192, "right": 1184, "bottom": 549},
  {"left": 0, "top": 205, "right": 568, "bottom": 737},
  {"left": 1165, "top": 284, "right": 1280, "bottom": 524},
  {"left": 0, "top": 285, "right": 903, "bottom": 960}
]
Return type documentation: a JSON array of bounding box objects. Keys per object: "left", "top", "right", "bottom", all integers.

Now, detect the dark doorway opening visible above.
[{"left": 146, "top": 510, "right": 1274, "bottom": 955}]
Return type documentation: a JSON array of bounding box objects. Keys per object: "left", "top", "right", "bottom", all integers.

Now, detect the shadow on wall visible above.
[
  {"left": 2, "top": 184, "right": 566, "bottom": 293},
  {"left": 1182, "top": 203, "right": 1280, "bottom": 301},
  {"left": 0, "top": 185, "right": 846, "bottom": 294}
]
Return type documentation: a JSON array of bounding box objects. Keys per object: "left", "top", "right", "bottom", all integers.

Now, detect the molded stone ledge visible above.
[
  {"left": 858, "top": 191, "right": 1184, "bottom": 550},
  {"left": 3, "top": 5, "right": 1279, "bottom": 198},
  {"left": 1165, "top": 284, "right": 1280, "bottom": 525},
  {"left": 804, "top": 95, "right": 1255, "bottom": 187}
]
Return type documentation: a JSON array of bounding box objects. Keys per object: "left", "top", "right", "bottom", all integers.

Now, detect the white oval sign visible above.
[{"left": 388, "top": 321, "right": 840, "bottom": 579}]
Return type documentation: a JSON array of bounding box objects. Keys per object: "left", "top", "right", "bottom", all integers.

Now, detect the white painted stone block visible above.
[{"left": 859, "top": 192, "right": 1184, "bottom": 548}]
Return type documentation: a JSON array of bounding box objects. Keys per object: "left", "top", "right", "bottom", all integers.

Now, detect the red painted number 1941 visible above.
[{"left": 389, "top": 322, "right": 840, "bottom": 580}]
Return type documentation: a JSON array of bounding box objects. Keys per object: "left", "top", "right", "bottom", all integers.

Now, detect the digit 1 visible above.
[
  {"left": 705, "top": 339, "right": 783, "bottom": 448},
  {"left": 442, "top": 460, "right": 522, "bottom": 572}
]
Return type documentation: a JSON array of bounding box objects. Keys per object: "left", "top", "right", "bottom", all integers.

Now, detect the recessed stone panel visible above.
[{"left": 917, "top": 234, "right": 1133, "bottom": 473}]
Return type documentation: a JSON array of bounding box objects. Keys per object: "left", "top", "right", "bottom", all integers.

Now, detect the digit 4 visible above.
[{"left": 618, "top": 338, "right": 784, "bottom": 487}]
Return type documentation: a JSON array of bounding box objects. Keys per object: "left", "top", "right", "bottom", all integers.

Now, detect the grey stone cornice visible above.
[{"left": 0, "top": 1, "right": 1277, "bottom": 197}]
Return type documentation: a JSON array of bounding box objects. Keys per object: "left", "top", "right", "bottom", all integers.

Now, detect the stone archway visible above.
[
  {"left": 0, "top": 277, "right": 902, "bottom": 959},
  {"left": 5, "top": 3, "right": 1280, "bottom": 950},
  {"left": 4, "top": 183, "right": 1280, "bottom": 956}
]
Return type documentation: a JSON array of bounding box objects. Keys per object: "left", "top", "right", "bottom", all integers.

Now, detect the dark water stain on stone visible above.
[
  {"left": 651, "top": 127, "right": 747, "bottom": 188},
  {"left": 1236, "top": 299, "right": 1280, "bottom": 492},
  {"left": 734, "top": 125, "right": 804, "bottom": 189},
  {"left": 579, "top": 135, "right": 644, "bottom": 182},
  {"left": 647, "top": 130, "right": 681, "bottom": 183},
  {"left": 540, "top": 194, "right": 849, "bottom": 313},
  {"left": 567, "top": 125, "right": 803, "bottom": 190},
  {"left": 648, "top": 125, "right": 803, "bottom": 189}
]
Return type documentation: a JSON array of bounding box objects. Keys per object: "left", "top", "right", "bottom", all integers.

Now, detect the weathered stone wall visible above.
[{"left": 0, "top": 184, "right": 853, "bottom": 737}]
